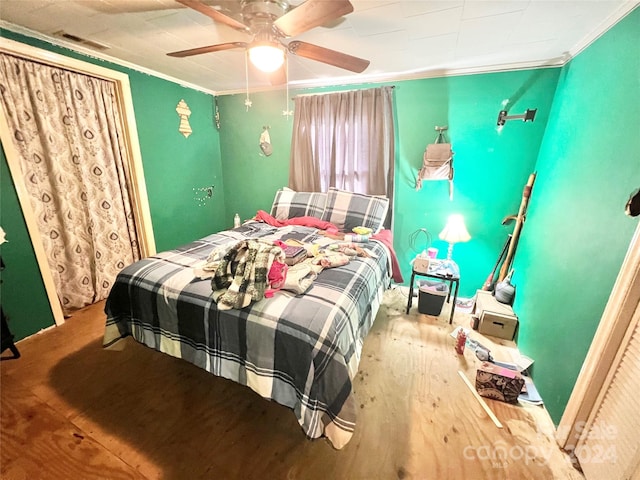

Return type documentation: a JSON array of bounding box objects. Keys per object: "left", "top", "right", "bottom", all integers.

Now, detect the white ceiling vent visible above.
[{"left": 53, "top": 30, "right": 110, "bottom": 51}]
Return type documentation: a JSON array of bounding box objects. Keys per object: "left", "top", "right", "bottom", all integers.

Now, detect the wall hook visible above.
[{"left": 434, "top": 125, "right": 449, "bottom": 143}]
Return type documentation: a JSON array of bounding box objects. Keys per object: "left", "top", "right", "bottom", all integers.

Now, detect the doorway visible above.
[
  {"left": 557, "top": 222, "right": 640, "bottom": 476},
  {"left": 0, "top": 37, "right": 155, "bottom": 326}
]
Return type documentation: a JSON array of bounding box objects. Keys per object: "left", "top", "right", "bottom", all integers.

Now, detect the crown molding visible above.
[{"left": 214, "top": 57, "right": 566, "bottom": 97}]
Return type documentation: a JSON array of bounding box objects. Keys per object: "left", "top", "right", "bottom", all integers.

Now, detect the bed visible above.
[{"left": 103, "top": 187, "right": 394, "bottom": 449}]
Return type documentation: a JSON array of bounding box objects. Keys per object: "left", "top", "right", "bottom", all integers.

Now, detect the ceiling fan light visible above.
[{"left": 249, "top": 44, "right": 285, "bottom": 72}]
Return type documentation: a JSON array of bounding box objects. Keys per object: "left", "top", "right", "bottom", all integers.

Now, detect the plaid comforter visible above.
[{"left": 103, "top": 221, "right": 390, "bottom": 449}]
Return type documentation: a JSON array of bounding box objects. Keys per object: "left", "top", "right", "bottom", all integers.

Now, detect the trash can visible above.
[{"left": 418, "top": 280, "right": 449, "bottom": 315}]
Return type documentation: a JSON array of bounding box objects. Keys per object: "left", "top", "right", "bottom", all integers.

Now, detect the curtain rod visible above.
[{"left": 292, "top": 85, "right": 395, "bottom": 99}]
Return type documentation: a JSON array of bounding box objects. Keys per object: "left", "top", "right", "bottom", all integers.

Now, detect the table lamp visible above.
[{"left": 439, "top": 214, "right": 471, "bottom": 261}]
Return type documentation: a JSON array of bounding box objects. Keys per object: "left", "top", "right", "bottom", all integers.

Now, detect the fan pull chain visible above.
[
  {"left": 244, "top": 51, "right": 252, "bottom": 111},
  {"left": 283, "top": 57, "right": 293, "bottom": 118}
]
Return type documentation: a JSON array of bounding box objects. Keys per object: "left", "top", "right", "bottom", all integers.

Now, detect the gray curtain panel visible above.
[{"left": 289, "top": 86, "right": 395, "bottom": 205}]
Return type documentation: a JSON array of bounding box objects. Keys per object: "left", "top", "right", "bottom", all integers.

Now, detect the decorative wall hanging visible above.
[
  {"left": 193, "top": 185, "right": 214, "bottom": 206},
  {"left": 214, "top": 97, "right": 221, "bottom": 130},
  {"left": 176, "top": 99, "right": 192, "bottom": 138},
  {"left": 416, "top": 126, "right": 454, "bottom": 200},
  {"left": 259, "top": 126, "right": 272, "bottom": 156}
]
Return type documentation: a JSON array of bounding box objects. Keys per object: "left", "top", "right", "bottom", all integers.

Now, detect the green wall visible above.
[
  {"left": 393, "top": 71, "right": 558, "bottom": 297},
  {"left": 514, "top": 7, "right": 640, "bottom": 423},
  {"left": 217, "top": 93, "right": 292, "bottom": 228},
  {"left": 1, "top": 147, "right": 55, "bottom": 339},
  {"left": 0, "top": 29, "right": 225, "bottom": 339},
  {"left": 125, "top": 71, "right": 226, "bottom": 251},
  {"left": 217, "top": 70, "right": 560, "bottom": 299}
]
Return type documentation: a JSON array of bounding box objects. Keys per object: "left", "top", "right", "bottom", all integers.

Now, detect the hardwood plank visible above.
[
  {"left": 1, "top": 290, "right": 583, "bottom": 479},
  {"left": 0, "top": 376, "right": 145, "bottom": 479}
]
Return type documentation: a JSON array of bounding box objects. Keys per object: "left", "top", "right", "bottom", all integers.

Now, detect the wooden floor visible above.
[{"left": 1, "top": 288, "right": 583, "bottom": 480}]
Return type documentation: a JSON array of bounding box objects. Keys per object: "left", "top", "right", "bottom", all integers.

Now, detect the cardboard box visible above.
[
  {"left": 478, "top": 311, "right": 518, "bottom": 340},
  {"left": 413, "top": 256, "right": 430, "bottom": 274},
  {"left": 475, "top": 362, "right": 525, "bottom": 404},
  {"left": 474, "top": 290, "right": 518, "bottom": 339}
]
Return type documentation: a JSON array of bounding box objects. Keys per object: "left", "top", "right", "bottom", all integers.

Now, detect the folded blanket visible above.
[
  {"left": 371, "top": 229, "right": 404, "bottom": 283},
  {"left": 317, "top": 228, "right": 403, "bottom": 283},
  {"left": 254, "top": 210, "right": 339, "bottom": 232}
]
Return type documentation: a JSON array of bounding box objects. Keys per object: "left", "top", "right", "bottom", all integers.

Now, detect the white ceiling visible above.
[{"left": 0, "top": 0, "right": 637, "bottom": 95}]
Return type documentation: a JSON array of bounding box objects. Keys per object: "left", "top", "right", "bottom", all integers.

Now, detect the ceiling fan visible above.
[{"left": 167, "top": 0, "right": 370, "bottom": 84}]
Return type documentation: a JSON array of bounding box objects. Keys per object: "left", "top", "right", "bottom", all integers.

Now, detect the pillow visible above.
[
  {"left": 270, "top": 187, "right": 327, "bottom": 220},
  {"left": 320, "top": 188, "right": 389, "bottom": 233}
]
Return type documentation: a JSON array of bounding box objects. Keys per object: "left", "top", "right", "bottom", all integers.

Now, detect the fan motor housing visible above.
[{"left": 241, "top": 0, "right": 290, "bottom": 22}]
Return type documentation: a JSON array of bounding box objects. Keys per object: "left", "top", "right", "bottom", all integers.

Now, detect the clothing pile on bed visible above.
[
  {"left": 199, "top": 211, "right": 376, "bottom": 310},
  {"left": 198, "top": 185, "right": 405, "bottom": 313},
  {"left": 211, "top": 238, "right": 284, "bottom": 310}
]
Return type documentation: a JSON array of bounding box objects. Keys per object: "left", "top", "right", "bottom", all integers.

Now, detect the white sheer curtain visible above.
[
  {"left": 289, "top": 86, "right": 395, "bottom": 201},
  {"left": 0, "top": 53, "right": 140, "bottom": 314}
]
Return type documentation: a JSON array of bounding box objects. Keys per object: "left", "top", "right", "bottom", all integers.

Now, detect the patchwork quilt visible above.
[{"left": 103, "top": 221, "right": 390, "bottom": 449}]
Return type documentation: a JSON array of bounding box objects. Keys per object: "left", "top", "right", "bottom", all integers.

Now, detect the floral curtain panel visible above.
[{"left": 0, "top": 53, "right": 140, "bottom": 313}]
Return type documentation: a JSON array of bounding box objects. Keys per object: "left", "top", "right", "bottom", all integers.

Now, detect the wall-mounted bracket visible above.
[{"left": 497, "top": 108, "right": 537, "bottom": 126}]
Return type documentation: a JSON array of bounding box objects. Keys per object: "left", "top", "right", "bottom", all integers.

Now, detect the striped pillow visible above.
[
  {"left": 320, "top": 188, "right": 389, "bottom": 233},
  {"left": 270, "top": 188, "right": 327, "bottom": 220}
]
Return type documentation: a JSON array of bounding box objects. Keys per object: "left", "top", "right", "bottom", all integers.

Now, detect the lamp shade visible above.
[
  {"left": 439, "top": 214, "right": 471, "bottom": 244},
  {"left": 249, "top": 44, "right": 285, "bottom": 72}
]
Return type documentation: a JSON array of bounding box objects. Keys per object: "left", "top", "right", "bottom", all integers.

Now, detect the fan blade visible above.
[
  {"left": 274, "top": 0, "right": 353, "bottom": 37},
  {"left": 167, "top": 42, "right": 247, "bottom": 58},
  {"left": 322, "top": 17, "right": 347, "bottom": 29},
  {"left": 288, "top": 41, "right": 369, "bottom": 73},
  {"left": 176, "top": 0, "right": 250, "bottom": 33}
]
